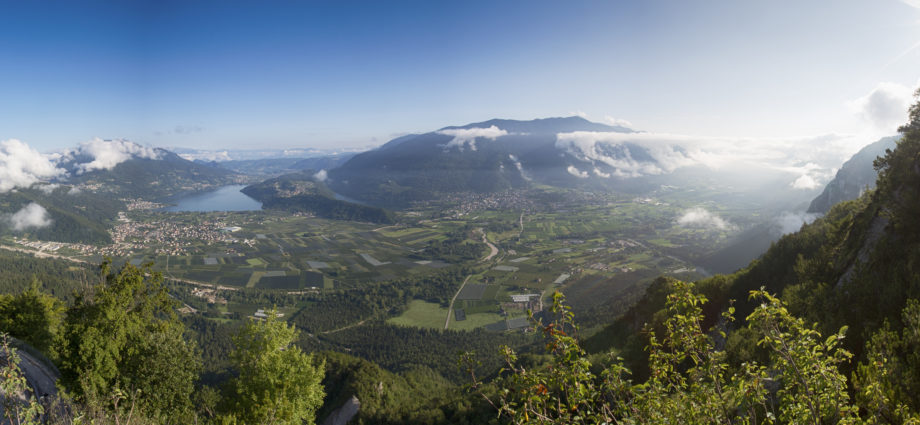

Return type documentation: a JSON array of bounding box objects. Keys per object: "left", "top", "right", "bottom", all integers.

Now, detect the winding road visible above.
[
  {"left": 445, "top": 275, "right": 473, "bottom": 330},
  {"left": 445, "top": 228, "right": 504, "bottom": 330}
]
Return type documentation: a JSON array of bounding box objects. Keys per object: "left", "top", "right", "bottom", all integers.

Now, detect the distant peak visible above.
[{"left": 437, "top": 116, "right": 632, "bottom": 135}]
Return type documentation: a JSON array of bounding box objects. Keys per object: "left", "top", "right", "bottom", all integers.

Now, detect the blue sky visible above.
[{"left": 2, "top": 0, "right": 920, "bottom": 152}]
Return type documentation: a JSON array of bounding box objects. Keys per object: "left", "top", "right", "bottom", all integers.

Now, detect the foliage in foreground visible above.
[
  {"left": 471, "top": 285, "right": 920, "bottom": 424},
  {"left": 0, "top": 334, "right": 43, "bottom": 425},
  {"left": 57, "top": 262, "right": 201, "bottom": 421},
  {"left": 0, "top": 262, "right": 327, "bottom": 425},
  {"left": 223, "top": 310, "right": 325, "bottom": 425}
]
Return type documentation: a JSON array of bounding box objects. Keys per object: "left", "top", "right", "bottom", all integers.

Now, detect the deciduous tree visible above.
[{"left": 225, "top": 309, "right": 325, "bottom": 425}]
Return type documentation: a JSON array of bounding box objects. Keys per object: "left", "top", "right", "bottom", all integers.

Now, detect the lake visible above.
[{"left": 162, "top": 185, "right": 263, "bottom": 212}]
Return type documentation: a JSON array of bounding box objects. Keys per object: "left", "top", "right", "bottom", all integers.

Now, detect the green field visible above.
[
  {"left": 387, "top": 300, "right": 448, "bottom": 329},
  {"left": 450, "top": 312, "right": 508, "bottom": 331},
  {"left": 52, "top": 188, "right": 741, "bottom": 332}
]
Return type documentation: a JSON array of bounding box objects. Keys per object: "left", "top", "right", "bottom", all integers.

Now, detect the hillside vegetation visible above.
[{"left": 242, "top": 172, "right": 395, "bottom": 224}]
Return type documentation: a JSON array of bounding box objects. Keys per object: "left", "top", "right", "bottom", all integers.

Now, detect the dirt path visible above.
[
  {"left": 321, "top": 319, "right": 367, "bottom": 335},
  {"left": 445, "top": 275, "right": 473, "bottom": 330}
]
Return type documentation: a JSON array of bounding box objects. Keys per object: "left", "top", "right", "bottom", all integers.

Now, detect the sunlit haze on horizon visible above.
[{"left": 1, "top": 0, "right": 919, "bottom": 154}]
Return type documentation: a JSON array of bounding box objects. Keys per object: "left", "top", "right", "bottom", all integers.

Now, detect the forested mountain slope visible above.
[
  {"left": 581, "top": 96, "right": 920, "bottom": 415},
  {"left": 62, "top": 148, "right": 241, "bottom": 200},
  {"left": 0, "top": 186, "right": 121, "bottom": 244},
  {"left": 242, "top": 172, "right": 395, "bottom": 223}
]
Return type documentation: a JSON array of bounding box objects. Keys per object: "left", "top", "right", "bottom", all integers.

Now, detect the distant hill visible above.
[
  {"left": 0, "top": 186, "right": 121, "bottom": 244},
  {"left": 206, "top": 154, "right": 358, "bottom": 179},
  {"left": 242, "top": 172, "right": 394, "bottom": 224},
  {"left": 204, "top": 158, "right": 305, "bottom": 178},
  {"left": 290, "top": 153, "right": 356, "bottom": 172},
  {"left": 60, "top": 148, "right": 241, "bottom": 200},
  {"left": 326, "top": 117, "right": 640, "bottom": 207},
  {"left": 807, "top": 136, "right": 899, "bottom": 213},
  {"left": 325, "top": 116, "right": 828, "bottom": 210}
]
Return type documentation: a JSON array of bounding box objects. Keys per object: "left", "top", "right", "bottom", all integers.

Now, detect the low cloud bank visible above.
[
  {"left": 508, "top": 155, "right": 530, "bottom": 181},
  {"left": 556, "top": 131, "right": 697, "bottom": 178},
  {"left": 0, "top": 138, "right": 166, "bottom": 193},
  {"left": 566, "top": 165, "right": 589, "bottom": 178},
  {"left": 555, "top": 130, "right": 864, "bottom": 188},
  {"left": 791, "top": 174, "right": 820, "bottom": 190},
  {"left": 677, "top": 207, "right": 734, "bottom": 231},
  {"left": 605, "top": 116, "right": 634, "bottom": 128},
  {"left": 438, "top": 125, "right": 508, "bottom": 151},
  {"left": 5, "top": 203, "right": 52, "bottom": 231},
  {"left": 774, "top": 211, "right": 820, "bottom": 235},
  {"left": 36, "top": 183, "right": 60, "bottom": 194},
  {"left": 70, "top": 138, "right": 162, "bottom": 174},
  {"left": 0, "top": 139, "right": 65, "bottom": 193}
]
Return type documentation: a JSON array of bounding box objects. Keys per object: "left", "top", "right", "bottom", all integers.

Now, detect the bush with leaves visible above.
[
  {"left": 223, "top": 309, "right": 325, "bottom": 425},
  {"left": 57, "top": 261, "right": 200, "bottom": 421},
  {"left": 0, "top": 334, "right": 43, "bottom": 425},
  {"left": 854, "top": 300, "right": 920, "bottom": 425},
  {"left": 0, "top": 278, "right": 65, "bottom": 355},
  {"left": 470, "top": 281, "right": 873, "bottom": 424}
]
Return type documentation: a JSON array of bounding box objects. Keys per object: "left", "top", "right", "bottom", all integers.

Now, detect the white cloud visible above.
[
  {"left": 35, "top": 183, "right": 60, "bottom": 194},
  {"left": 780, "top": 162, "right": 834, "bottom": 190},
  {"left": 0, "top": 139, "right": 66, "bottom": 193},
  {"left": 67, "top": 187, "right": 82, "bottom": 195},
  {"left": 774, "top": 212, "right": 820, "bottom": 235},
  {"left": 790, "top": 174, "right": 820, "bottom": 190},
  {"left": 556, "top": 131, "right": 698, "bottom": 177},
  {"left": 677, "top": 207, "right": 734, "bottom": 231},
  {"left": 72, "top": 138, "right": 162, "bottom": 173},
  {"left": 566, "top": 165, "right": 589, "bottom": 178},
  {"left": 437, "top": 125, "right": 508, "bottom": 151},
  {"left": 847, "top": 82, "right": 915, "bottom": 131},
  {"left": 554, "top": 130, "right": 863, "bottom": 185},
  {"left": 593, "top": 168, "right": 611, "bottom": 178},
  {"left": 313, "top": 169, "right": 328, "bottom": 182},
  {"left": 508, "top": 155, "right": 531, "bottom": 181},
  {"left": 901, "top": 0, "right": 920, "bottom": 9},
  {"left": 570, "top": 110, "right": 589, "bottom": 119},
  {"left": 6, "top": 203, "right": 52, "bottom": 231},
  {"left": 604, "top": 116, "right": 633, "bottom": 128}
]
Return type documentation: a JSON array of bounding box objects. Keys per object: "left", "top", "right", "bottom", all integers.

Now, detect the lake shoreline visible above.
[{"left": 160, "top": 185, "right": 263, "bottom": 212}]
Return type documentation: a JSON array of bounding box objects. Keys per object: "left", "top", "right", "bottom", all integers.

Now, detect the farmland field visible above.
[
  {"left": 387, "top": 300, "right": 447, "bottom": 329},
  {"left": 26, "top": 187, "right": 753, "bottom": 333}
]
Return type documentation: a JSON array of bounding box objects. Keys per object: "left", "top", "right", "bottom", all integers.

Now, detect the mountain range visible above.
[
  {"left": 323, "top": 116, "right": 832, "bottom": 211},
  {"left": 58, "top": 148, "right": 241, "bottom": 200}
]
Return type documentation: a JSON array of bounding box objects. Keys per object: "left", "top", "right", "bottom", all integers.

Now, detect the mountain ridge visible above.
[{"left": 807, "top": 135, "right": 899, "bottom": 214}]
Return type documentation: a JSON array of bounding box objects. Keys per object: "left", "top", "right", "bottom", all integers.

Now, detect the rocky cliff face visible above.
[
  {"left": 808, "top": 136, "right": 899, "bottom": 213},
  {"left": 321, "top": 395, "right": 360, "bottom": 425}
]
